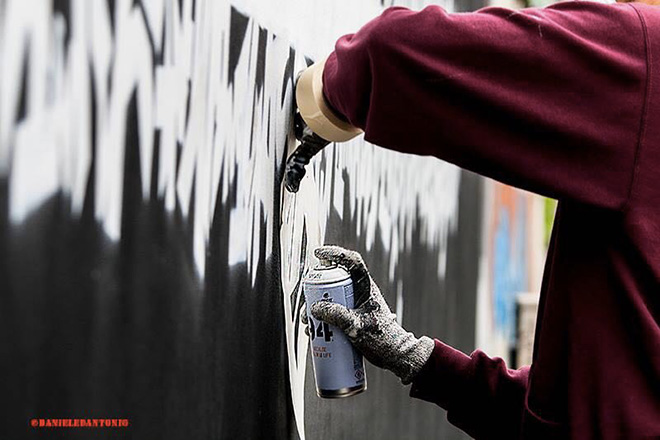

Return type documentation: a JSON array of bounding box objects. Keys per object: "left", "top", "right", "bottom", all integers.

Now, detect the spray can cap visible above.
[{"left": 317, "top": 258, "right": 337, "bottom": 269}]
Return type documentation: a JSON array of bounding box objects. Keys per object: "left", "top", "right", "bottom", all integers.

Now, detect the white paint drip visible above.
[
  {"left": 396, "top": 279, "right": 404, "bottom": 326},
  {"left": 229, "top": 0, "right": 455, "bottom": 62},
  {"left": 310, "top": 142, "right": 461, "bottom": 278}
]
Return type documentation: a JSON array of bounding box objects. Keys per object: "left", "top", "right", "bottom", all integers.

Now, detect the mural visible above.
[
  {"left": 476, "top": 182, "right": 545, "bottom": 367},
  {"left": 0, "top": 0, "right": 496, "bottom": 439},
  {"left": 492, "top": 186, "right": 528, "bottom": 346}
]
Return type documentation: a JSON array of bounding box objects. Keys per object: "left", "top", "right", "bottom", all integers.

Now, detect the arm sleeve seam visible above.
[{"left": 623, "top": 4, "right": 652, "bottom": 214}]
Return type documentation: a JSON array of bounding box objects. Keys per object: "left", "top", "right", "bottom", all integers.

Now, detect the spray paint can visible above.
[{"left": 303, "top": 260, "right": 367, "bottom": 398}]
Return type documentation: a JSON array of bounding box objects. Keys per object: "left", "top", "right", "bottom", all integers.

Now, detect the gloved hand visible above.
[{"left": 304, "top": 245, "right": 435, "bottom": 385}]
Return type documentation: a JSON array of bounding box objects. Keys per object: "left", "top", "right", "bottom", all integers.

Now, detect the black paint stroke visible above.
[
  {"left": 107, "top": 0, "right": 116, "bottom": 36},
  {"left": 151, "top": 130, "right": 161, "bottom": 200},
  {"left": 52, "top": 0, "right": 71, "bottom": 54},
  {"left": 16, "top": 46, "right": 29, "bottom": 122},
  {"left": 255, "top": 27, "right": 268, "bottom": 95},
  {"left": 136, "top": 0, "right": 165, "bottom": 66},
  {"left": 281, "top": 47, "right": 295, "bottom": 107},
  {"left": 228, "top": 7, "right": 250, "bottom": 88}
]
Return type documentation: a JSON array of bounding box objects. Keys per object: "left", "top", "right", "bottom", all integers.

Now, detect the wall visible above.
[
  {"left": 475, "top": 181, "right": 546, "bottom": 366},
  {"left": 0, "top": 0, "right": 510, "bottom": 439}
]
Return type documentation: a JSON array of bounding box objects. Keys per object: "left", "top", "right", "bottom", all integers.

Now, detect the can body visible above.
[{"left": 304, "top": 264, "right": 367, "bottom": 398}]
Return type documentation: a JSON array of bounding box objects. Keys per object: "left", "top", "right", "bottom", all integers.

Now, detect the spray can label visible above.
[{"left": 304, "top": 264, "right": 367, "bottom": 398}]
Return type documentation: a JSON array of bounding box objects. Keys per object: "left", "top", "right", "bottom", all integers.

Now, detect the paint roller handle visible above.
[{"left": 307, "top": 245, "right": 435, "bottom": 385}]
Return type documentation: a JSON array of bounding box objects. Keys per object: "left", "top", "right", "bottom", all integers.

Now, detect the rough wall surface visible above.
[{"left": 0, "top": 0, "right": 486, "bottom": 439}]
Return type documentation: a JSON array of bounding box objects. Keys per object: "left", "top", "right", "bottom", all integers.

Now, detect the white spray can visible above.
[{"left": 303, "top": 260, "right": 367, "bottom": 398}]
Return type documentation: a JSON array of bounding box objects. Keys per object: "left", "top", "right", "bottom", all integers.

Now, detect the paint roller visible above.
[{"left": 284, "top": 59, "right": 362, "bottom": 193}]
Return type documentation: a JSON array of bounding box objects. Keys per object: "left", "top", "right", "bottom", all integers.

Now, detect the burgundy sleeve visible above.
[
  {"left": 410, "top": 339, "right": 530, "bottom": 438},
  {"left": 322, "top": 2, "right": 648, "bottom": 209}
]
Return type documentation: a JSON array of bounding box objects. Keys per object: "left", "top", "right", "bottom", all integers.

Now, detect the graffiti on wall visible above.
[
  {"left": 476, "top": 182, "right": 540, "bottom": 364},
  {"left": 0, "top": 0, "right": 484, "bottom": 439},
  {"left": 492, "top": 186, "right": 528, "bottom": 342}
]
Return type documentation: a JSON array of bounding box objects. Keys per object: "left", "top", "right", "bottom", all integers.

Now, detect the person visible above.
[{"left": 294, "top": 0, "right": 660, "bottom": 438}]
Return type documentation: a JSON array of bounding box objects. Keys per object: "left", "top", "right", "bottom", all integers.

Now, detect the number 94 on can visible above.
[{"left": 303, "top": 260, "right": 367, "bottom": 398}]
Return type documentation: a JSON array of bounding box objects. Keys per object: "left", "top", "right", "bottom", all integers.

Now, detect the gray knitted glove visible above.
[{"left": 309, "top": 246, "right": 435, "bottom": 385}]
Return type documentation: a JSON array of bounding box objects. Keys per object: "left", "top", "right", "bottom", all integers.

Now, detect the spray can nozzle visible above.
[{"left": 317, "top": 257, "right": 337, "bottom": 269}]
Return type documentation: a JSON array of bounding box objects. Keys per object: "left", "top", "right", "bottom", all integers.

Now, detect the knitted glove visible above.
[{"left": 309, "top": 246, "right": 435, "bottom": 385}]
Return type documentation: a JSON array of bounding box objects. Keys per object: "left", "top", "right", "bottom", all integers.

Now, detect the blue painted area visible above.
[{"left": 493, "top": 198, "right": 528, "bottom": 343}]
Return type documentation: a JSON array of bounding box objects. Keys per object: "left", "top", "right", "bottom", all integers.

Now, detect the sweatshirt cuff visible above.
[{"left": 409, "top": 339, "right": 474, "bottom": 409}]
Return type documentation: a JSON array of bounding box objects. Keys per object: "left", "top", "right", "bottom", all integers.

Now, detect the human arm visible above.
[
  {"left": 308, "top": 246, "right": 531, "bottom": 439},
  {"left": 410, "top": 339, "right": 531, "bottom": 439},
  {"left": 321, "top": 2, "right": 648, "bottom": 209}
]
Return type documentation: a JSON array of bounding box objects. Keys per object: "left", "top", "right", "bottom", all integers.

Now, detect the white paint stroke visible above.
[
  {"left": 396, "top": 279, "right": 404, "bottom": 326},
  {"left": 229, "top": 0, "right": 455, "bottom": 62},
  {"left": 310, "top": 142, "right": 461, "bottom": 279}
]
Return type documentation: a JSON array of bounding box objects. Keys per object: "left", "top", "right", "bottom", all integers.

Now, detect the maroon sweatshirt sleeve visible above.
[
  {"left": 322, "top": 2, "right": 647, "bottom": 209},
  {"left": 410, "top": 340, "right": 530, "bottom": 439},
  {"left": 321, "top": 2, "right": 649, "bottom": 438}
]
